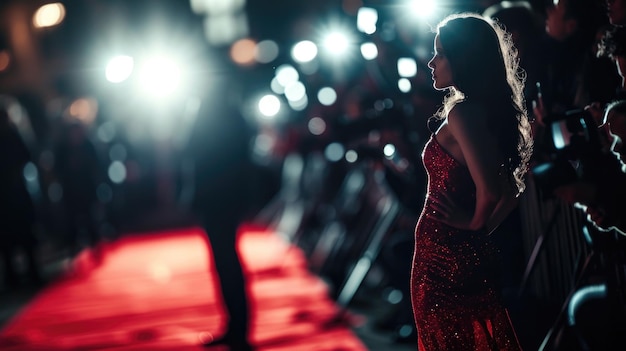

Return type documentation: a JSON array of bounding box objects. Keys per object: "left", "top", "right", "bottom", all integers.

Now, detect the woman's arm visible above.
[{"left": 447, "top": 104, "right": 514, "bottom": 232}]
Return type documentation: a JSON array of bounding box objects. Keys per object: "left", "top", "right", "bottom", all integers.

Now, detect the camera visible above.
[{"left": 532, "top": 108, "right": 606, "bottom": 196}]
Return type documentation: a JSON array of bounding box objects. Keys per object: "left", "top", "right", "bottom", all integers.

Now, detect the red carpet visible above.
[{"left": 0, "top": 227, "right": 367, "bottom": 350}]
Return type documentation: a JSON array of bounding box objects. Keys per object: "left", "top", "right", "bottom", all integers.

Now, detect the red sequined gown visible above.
[{"left": 411, "top": 135, "right": 522, "bottom": 351}]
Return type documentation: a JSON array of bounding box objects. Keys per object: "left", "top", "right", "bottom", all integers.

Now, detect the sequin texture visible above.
[{"left": 411, "top": 135, "right": 522, "bottom": 350}]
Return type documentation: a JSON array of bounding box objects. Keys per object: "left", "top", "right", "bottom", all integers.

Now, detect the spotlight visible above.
[
  {"left": 137, "top": 56, "right": 182, "bottom": 98},
  {"left": 409, "top": 0, "right": 436, "bottom": 19},
  {"left": 105, "top": 55, "right": 134, "bottom": 83},
  {"left": 322, "top": 31, "right": 351, "bottom": 57}
]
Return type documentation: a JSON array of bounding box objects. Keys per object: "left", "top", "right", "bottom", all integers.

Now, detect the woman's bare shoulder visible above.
[
  {"left": 447, "top": 101, "right": 488, "bottom": 130},
  {"left": 449, "top": 101, "right": 486, "bottom": 118}
]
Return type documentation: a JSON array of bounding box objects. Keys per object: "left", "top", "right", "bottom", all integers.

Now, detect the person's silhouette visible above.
[
  {"left": 54, "top": 121, "right": 102, "bottom": 257},
  {"left": 0, "top": 108, "right": 42, "bottom": 288},
  {"left": 188, "top": 72, "right": 256, "bottom": 350}
]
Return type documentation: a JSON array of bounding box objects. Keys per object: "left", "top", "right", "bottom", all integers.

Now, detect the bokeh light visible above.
[
  {"left": 270, "top": 76, "right": 285, "bottom": 95},
  {"left": 105, "top": 55, "right": 134, "bottom": 83},
  {"left": 108, "top": 161, "right": 127, "bottom": 184},
  {"left": 322, "top": 31, "right": 351, "bottom": 57},
  {"left": 255, "top": 40, "right": 279, "bottom": 63},
  {"left": 67, "top": 97, "right": 98, "bottom": 125},
  {"left": 288, "top": 95, "right": 308, "bottom": 111},
  {"left": 230, "top": 38, "right": 257, "bottom": 66},
  {"left": 284, "top": 81, "right": 306, "bottom": 102},
  {"left": 137, "top": 56, "right": 181, "bottom": 98},
  {"left": 97, "top": 121, "right": 117, "bottom": 143},
  {"left": 398, "top": 78, "right": 412, "bottom": 93},
  {"left": 397, "top": 57, "right": 417, "bottom": 77},
  {"left": 384, "top": 143, "right": 396, "bottom": 158},
  {"left": 308, "top": 117, "right": 326, "bottom": 135},
  {"left": 291, "top": 40, "right": 318, "bottom": 63},
  {"left": 275, "top": 64, "right": 299, "bottom": 87},
  {"left": 0, "top": 51, "right": 10, "bottom": 72},
  {"left": 324, "top": 142, "right": 345, "bottom": 162},
  {"left": 345, "top": 150, "right": 358, "bottom": 163},
  {"left": 258, "top": 94, "right": 281, "bottom": 118},
  {"left": 360, "top": 42, "right": 378, "bottom": 60},
  {"left": 33, "top": 3, "right": 66, "bottom": 29},
  {"left": 317, "top": 87, "right": 337, "bottom": 106},
  {"left": 357, "top": 7, "right": 378, "bottom": 34},
  {"left": 410, "top": 0, "right": 437, "bottom": 19}
]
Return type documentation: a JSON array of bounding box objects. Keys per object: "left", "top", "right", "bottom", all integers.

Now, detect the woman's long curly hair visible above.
[{"left": 432, "top": 13, "right": 533, "bottom": 196}]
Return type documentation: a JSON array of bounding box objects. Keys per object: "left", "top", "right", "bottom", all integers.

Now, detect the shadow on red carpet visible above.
[{"left": 0, "top": 226, "right": 367, "bottom": 351}]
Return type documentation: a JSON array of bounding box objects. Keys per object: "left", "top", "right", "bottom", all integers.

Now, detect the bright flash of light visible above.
[
  {"left": 258, "top": 94, "right": 281, "bottom": 118},
  {"left": 106, "top": 55, "right": 134, "bottom": 83},
  {"left": 397, "top": 57, "right": 417, "bottom": 77},
  {"left": 360, "top": 42, "right": 378, "bottom": 60},
  {"left": 291, "top": 40, "right": 318, "bottom": 63},
  {"left": 33, "top": 3, "right": 66, "bottom": 28},
  {"left": 322, "top": 31, "right": 350, "bottom": 57},
  {"left": 137, "top": 57, "right": 181, "bottom": 98},
  {"left": 410, "top": 0, "right": 437, "bottom": 19},
  {"left": 357, "top": 7, "right": 378, "bottom": 34}
]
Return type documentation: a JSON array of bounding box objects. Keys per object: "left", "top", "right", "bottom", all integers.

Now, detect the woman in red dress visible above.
[{"left": 411, "top": 13, "right": 533, "bottom": 350}]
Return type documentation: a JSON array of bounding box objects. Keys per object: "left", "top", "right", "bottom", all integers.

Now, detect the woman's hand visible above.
[{"left": 429, "top": 192, "right": 475, "bottom": 231}]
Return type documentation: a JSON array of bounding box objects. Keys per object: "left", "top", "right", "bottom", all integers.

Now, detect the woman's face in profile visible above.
[{"left": 427, "top": 35, "right": 454, "bottom": 90}]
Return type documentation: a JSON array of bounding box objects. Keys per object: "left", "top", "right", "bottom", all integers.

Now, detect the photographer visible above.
[{"left": 550, "top": 101, "right": 626, "bottom": 235}]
